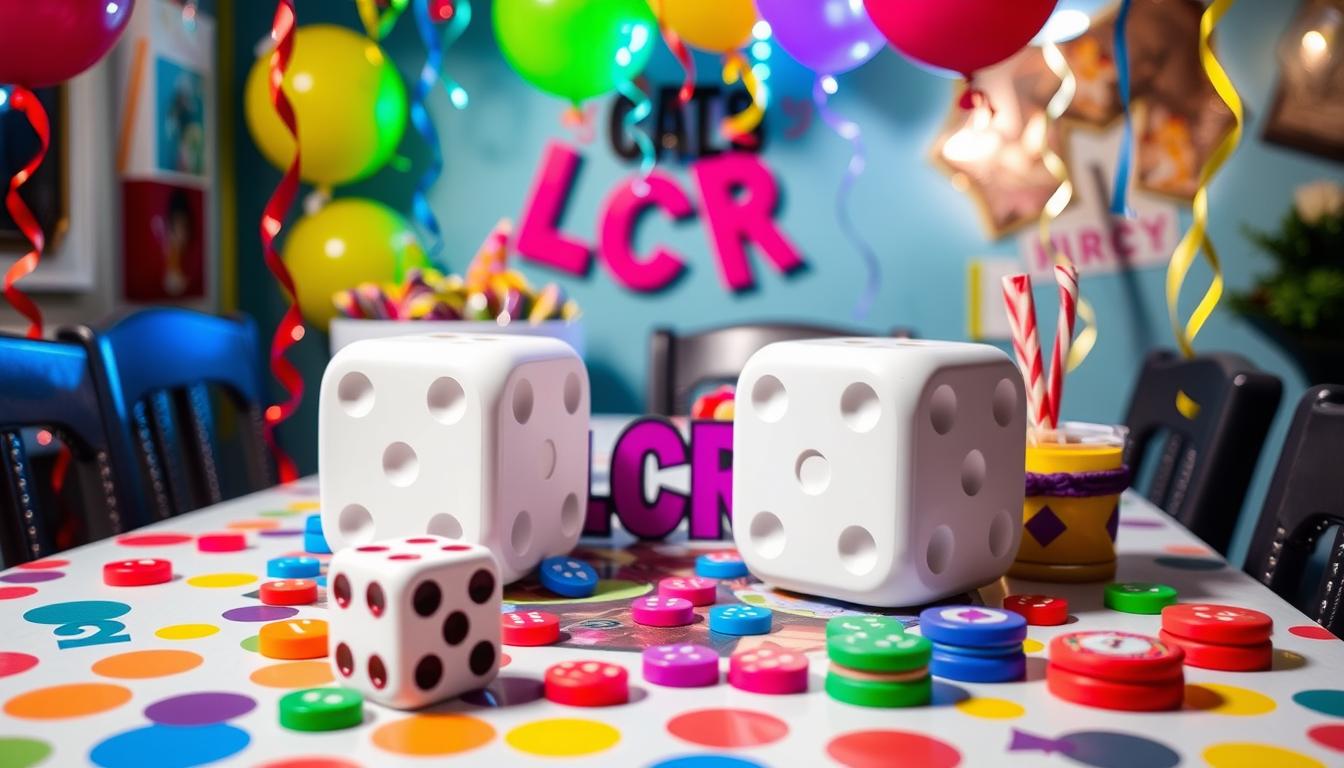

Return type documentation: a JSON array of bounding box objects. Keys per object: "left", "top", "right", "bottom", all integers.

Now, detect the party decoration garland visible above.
[
  {"left": 356, "top": 0, "right": 408, "bottom": 40},
  {"left": 812, "top": 77, "right": 878, "bottom": 319},
  {"left": 1166, "top": 0, "right": 1241, "bottom": 358},
  {"left": 260, "top": 0, "right": 304, "bottom": 483},
  {"left": 1, "top": 87, "right": 50, "bottom": 339},
  {"left": 1109, "top": 0, "right": 1134, "bottom": 217}
]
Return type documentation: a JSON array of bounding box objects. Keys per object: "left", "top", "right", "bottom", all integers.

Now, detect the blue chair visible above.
[
  {"left": 65, "top": 309, "right": 273, "bottom": 520},
  {"left": 0, "top": 333, "right": 133, "bottom": 566}
]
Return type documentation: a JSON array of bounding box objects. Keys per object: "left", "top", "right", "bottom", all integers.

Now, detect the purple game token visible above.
[
  {"left": 642, "top": 644, "right": 719, "bottom": 688},
  {"left": 631, "top": 595, "right": 696, "bottom": 627}
]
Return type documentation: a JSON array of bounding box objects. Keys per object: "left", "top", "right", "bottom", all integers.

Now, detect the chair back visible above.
[
  {"left": 66, "top": 308, "right": 272, "bottom": 520},
  {"left": 1244, "top": 385, "right": 1344, "bottom": 637},
  {"left": 648, "top": 322, "right": 915, "bottom": 415},
  {"left": 1121, "top": 349, "right": 1282, "bottom": 554},
  {"left": 0, "top": 334, "right": 131, "bottom": 565}
]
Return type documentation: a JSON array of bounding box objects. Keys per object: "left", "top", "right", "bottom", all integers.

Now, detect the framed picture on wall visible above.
[{"left": 1263, "top": 0, "right": 1344, "bottom": 163}]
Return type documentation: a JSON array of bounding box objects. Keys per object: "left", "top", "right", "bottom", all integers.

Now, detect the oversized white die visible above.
[
  {"left": 327, "top": 535, "right": 501, "bottom": 709},
  {"left": 732, "top": 338, "right": 1026, "bottom": 607},
  {"left": 319, "top": 333, "right": 590, "bottom": 583}
]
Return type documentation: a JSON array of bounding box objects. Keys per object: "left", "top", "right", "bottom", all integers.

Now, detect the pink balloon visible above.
[
  {"left": 863, "top": 0, "right": 1057, "bottom": 78},
  {"left": 0, "top": 0, "right": 135, "bottom": 87}
]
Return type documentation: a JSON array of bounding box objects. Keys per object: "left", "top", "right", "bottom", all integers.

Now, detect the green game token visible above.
[
  {"left": 826, "top": 615, "right": 907, "bottom": 638},
  {"left": 279, "top": 687, "right": 363, "bottom": 731},
  {"left": 827, "top": 628, "right": 931, "bottom": 672},
  {"left": 1104, "top": 582, "right": 1178, "bottom": 615},
  {"left": 825, "top": 672, "right": 931, "bottom": 708}
]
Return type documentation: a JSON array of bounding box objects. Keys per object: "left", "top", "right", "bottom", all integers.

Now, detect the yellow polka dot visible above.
[
  {"left": 186, "top": 573, "right": 258, "bottom": 588},
  {"left": 955, "top": 697, "right": 1025, "bottom": 720},
  {"left": 1022, "top": 638, "right": 1044, "bottom": 654},
  {"left": 506, "top": 718, "right": 619, "bottom": 757},
  {"left": 155, "top": 624, "right": 219, "bottom": 640},
  {"left": 287, "top": 501, "right": 321, "bottom": 511},
  {"left": 1204, "top": 743, "right": 1324, "bottom": 768},
  {"left": 1184, "top": 683, "right": 1276, "bottom": 716}
]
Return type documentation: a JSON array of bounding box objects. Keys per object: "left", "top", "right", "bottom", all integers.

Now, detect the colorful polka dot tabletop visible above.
[{"left": 1, "top": 464, "right": 1342, "bottom": 767}]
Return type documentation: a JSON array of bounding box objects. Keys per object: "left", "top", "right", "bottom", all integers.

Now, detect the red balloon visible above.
[
  {"left": 863, "top": 0, "right": 1057, "bottom": 78},
  {"left": 0, "top": 0, "right": 135, "bottom": 88}
]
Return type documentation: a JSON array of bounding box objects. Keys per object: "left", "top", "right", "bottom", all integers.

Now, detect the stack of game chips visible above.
[
  {"left": 919, "top": 605, "right": 1027, "bottom": 682},
  {"left": 1159, "top": 604, "right": 1273, "bottom": 671},
  {"left": 1047, "top": 630, "right": 1185, "bottom": 711},
  {"left": 303, "top": 514, "right": 331, "bottom": 555},
  {"left": 825, "top": 616, "right": 931, "bottom": 708}
]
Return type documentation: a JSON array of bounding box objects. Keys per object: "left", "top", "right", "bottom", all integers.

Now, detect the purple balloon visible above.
[{"left": 755, "top": 0, "right": 886, "bottom": 75}]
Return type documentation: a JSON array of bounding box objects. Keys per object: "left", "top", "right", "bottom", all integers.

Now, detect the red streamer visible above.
[
  {"left": 653, "top": 0, "right": 695, "bottom": 108},
  {"left": 2, "top": 87, "right": 50, "bottom": 339},
  {"left": 261, "top": 0, "right": 303, "bottom": 483}
]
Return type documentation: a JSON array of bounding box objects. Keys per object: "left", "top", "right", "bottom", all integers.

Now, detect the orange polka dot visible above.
[
  {"left": 92, "top": 649, "right": 203, "bottom": 679},
  {"left": 228, "top": 518, "right": 281, "bottom": 531},
  {"left": 4, "top": 683, "right": 131, "bottom": 719},
  {"left": 1165, "top": 544, "right": 1211, "bottom": 556},
  {"left": 249, "top": 660, "right": 334, "bottom": 688},
  {"left": 372, "top": 714, "right": 495, "bottom": 756}
]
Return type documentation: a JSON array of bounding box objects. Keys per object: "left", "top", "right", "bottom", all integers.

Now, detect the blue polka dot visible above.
[
  {"left": 1293, "top": 689, "right": 1344, "bottom": 718},
  {"left": 1153, "top": 556, "right": 1223, "bottom": 571},
  {"left": 90, "top": 724, "right": 249, "bottom": 768},
  {"left": 24, "top": 600, "right": 130, "bottom": 625},
  {"left": 650, "top": 756, "right": 766, "bottom": 768}
]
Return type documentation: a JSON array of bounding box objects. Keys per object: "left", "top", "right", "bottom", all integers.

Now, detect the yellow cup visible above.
[{"left": 1010, "top": 423, "right": 1127, "bottom": 583}]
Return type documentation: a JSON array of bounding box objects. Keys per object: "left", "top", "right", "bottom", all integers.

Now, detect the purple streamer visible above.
[
  {"left": 1025, "top": 466, "right": 1131, "bottom": 498},
  {"left": 811, "top": 75, "right": 879, "bottom": 320}
]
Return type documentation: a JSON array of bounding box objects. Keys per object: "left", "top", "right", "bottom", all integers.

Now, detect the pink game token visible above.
[
  {"left": 658, "top": 576, "right": 718, "bottom": 606},
  {"left": 197, "top": 533, "right": 246, "bottom": 553},
  {"left": 728, "top": 646, "right": 809, "bottom": 694},
  {"left": 631, "top": 595, "right": 696, "bottom": 627},
  {"left": 642, "top": 643, "right": 720, "bottom": 688}
]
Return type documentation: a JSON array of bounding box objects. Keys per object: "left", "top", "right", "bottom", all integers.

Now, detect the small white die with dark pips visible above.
[
  {"left": 732, "top": 338, "right": 1026, "bottom": 607},
  {"left": 327, "top": 535, "right": 501, "bottom": 709}
]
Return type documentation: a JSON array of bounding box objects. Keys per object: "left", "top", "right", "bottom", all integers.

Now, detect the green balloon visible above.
[{"left": 493, "top": 0, "right": 656, "bottom": 103}]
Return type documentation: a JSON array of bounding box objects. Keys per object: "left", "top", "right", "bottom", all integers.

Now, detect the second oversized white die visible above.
[
  {"left": 319, "top": 333, "right": 590, "bottom": 583},
  {"left": 732, "top": 338, "right": 1026, "bottom": 607}
]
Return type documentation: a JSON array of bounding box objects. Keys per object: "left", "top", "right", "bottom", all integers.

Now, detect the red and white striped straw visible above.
[
  {"left": 1001, "top": 274, "right": 1049, "bottom": 434},
  {"left": 1046, "top": 261, "right": 1079, "bottom": 429}
]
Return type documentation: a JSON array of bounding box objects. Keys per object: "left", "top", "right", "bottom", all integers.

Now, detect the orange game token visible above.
[
  {"left": 260, "top": 579, "right": 319, "bottom": 606},
  {"left": 198, "top": 532, "right": 246, "bottom": 552},
  {"left": 259, "top": 618, "right": 329, "bottom": 660},
  {"left": 103, "top": 558, "right": 172, "bottom": 587},
  {"left": 1045, "top": 663, "right": 1184, "bottom": 711},
  {"left": 1049, "top": 631, "right": 1184, "bottom": 683},
  {"left": 1158, "top": 629, "right": 1273, "bottom": 672},
  {"left": 1160, "top": 604, "right": 1272, "bottom": 646},
  {"left": 1002, "top": 594, "right": 1068, "bottom": 626}
]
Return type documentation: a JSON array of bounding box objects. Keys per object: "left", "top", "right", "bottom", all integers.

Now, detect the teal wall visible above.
[{"left": 233, "top": 1, "right": 1342, "bottom": 565}]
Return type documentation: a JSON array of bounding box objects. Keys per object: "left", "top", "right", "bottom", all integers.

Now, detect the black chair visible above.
[
  {"left": 1244, "top": 385, "right": 1344, "bottom": 637},
  {"left": 65, "top": 308, "right": 273, "bottom": 521},
  {"left": 648, "top": 322, "right": 916, "bottom": 415},
  {"left": 1121, "top": 350, "right": 1282, "bottom": 555},
  {"left": 0, "top": 333, "right": 134, "bottom": 566}
]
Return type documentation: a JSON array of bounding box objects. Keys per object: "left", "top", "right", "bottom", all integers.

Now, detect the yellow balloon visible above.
[
  {"left": 244, "top": 25, "right": 408, "bottom": 187},
  {"left": 282, "top": 199, "right": 429, "bottom": 330},
  {"left": 658, "top": 0, "right": 756, "bottom": 54}
]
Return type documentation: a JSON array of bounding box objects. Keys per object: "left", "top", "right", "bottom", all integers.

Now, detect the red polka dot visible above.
[
  {"left": 1309, "top": 724, "right": 1344, "bottom": 753},
  {"left": 0, "top": 652, "right": 38, "bottom": 678},
  {"left": 0, "top": 586, "right": 37, "bottom": 600},
  {"left": 118, "top": 533, "right": 193, "bottom": 546},
  {"left": 254, "top": 759, "right": 361, "bottom": 768},
  {"left": 1289, "top": 624, "right": 1339, "bottom": 641},
  {"left": 17, "top": 558, "right": 68, "bottom": 570},
  {"left": 666, "top": 708, "right": 788, "bottom": 748},
  {"left": 828, "top": 730, "right": 961, "bottom": 768}
]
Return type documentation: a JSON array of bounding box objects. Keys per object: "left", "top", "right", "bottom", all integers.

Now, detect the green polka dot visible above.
[
  {"left": 241, "top": 635, "right": 260, "bottom": 653},
  {"left": 1294, "top": 689, "right": 1344, "bottom": 718},
  {"left": 0, "top": 737, "right": 52, "bottom": 768},
  {"left": 260, "top": 509, "right": 301, "bottom": 518}
]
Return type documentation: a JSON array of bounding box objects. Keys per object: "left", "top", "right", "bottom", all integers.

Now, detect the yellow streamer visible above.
[
  {"left": 355, "top": 0, "right": 407, "bottom": 40},
  {"left": 721, "top": 51, "right": 765, "bottom": 142},
  {"left": 1068, "top": 299, "right": 1097, "bottom": 372},
  {"left": 1166, "top": 0, "right": 1241, "bottom": 358}
]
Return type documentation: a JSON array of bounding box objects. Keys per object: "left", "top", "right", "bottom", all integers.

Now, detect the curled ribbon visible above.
[
  {"left": 261, "top": 0, "right": 304, "bottom": 483},
  {"left": 651, "top": 0, "right": 695, "bottom": 108},
  {"left": 356, "top": 0, "right": 409, "bottom": 40},
  {"left": 721, "top": 51, "right": 764, "bottom": 147},
  {"left": 1167, "top": 0, "right": 1241, "bottom": 359},
  {"left": 614, "top": 77, "right": 655, "bottom": 191},
  {"left": 1, "top": 87, "right": 49, "bottom": 339},
  {"left": 410, "top": 0, "right": 449, "bottom": 264},
  {"left": 811, "top": 76, "right": 879, "bottom": 320},
  {"left": 1110, "top": 0, "right": 1135, "bottom": 217}
]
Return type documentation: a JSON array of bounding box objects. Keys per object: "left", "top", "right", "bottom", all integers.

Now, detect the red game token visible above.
[
  {"left": 198, "top": 533, "right": 246, "bottom": 552},
  {"left": 544, "top": 660, "right": 629, "bottom": 707},
  {"left": 103, "top": 558, "right": 172, "bottom": 587},
  {"left": 1003, "top": 594, "right": 1069, "bottom": 626},
  {"left": 1049, "top": 631, "right": 1184, "bottom": 683},
  {"left": 1160, "top": 604, "right": 1272, "bottom": 646},
  {"left": 728, "top": 646, "right": 809, "bottom": 695},
  {"left": 502, "top": 610, "right": 561, "bottom": 646},
  {"left": 658, "top": 576, "right": 718, "bottom": 606},
  {"left": 1045, "top": 663, "right": 1184, "bottom": 711},
  {"left": 1158, "top": 629, "right": 1273, "bottom": 672},
  {"left": 260, "top": 579, "right": 318, "bottom": 606}
]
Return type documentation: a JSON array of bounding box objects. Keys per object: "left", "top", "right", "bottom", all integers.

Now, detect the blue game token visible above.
[
  {"left": 695, "top": 552, "right": 749, "bottom": 579},
  {"left": 928, "top": 639, "right": 1024, "bottom": 657},
  {"left": 303, "top": 515, "right": 331, "bottom": 555},
  {"left": 918, "top": 605, "right": 1026, "bottom": 647},
  {"left": 929, "top": 646, "right": 1026, "bottom": 683},
  {"left": 709, "top": 603, "right": 772, "bottom": 636},
  {"left": 538, "top": 556, "right": 598, "bottom": 598},
  {"left": 268, "top": 556, "right": 321, "bottom": 579}
]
